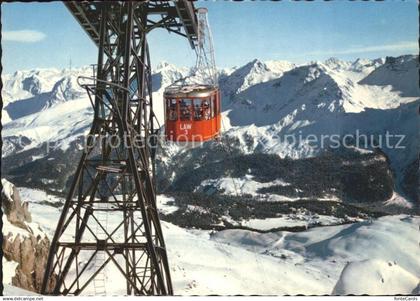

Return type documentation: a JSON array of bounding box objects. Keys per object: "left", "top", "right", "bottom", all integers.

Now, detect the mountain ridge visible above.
[{"left": 1, "top": 55, "right": 418, "bottom": 207}]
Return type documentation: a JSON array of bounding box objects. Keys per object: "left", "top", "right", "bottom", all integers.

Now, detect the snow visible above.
[
  {"left": 218, "top": 56, "right": 418, "bottom": 176},
  {"left": 2, "top": 178, "right": 15, "bottom": 199},
  {"left": 3, "top": 56, "right": 419, "bottom": 178},
  {"left": 1, "top": 62, "right": 188, "bottom": 155},
  {"left": 212, "top": 215, "right": 420, "bottom": 295},
  {"left": 2, "top": 184, "right": 48, "bottom": 240},
  {"left": 3, "top": 284, "right": 39, "bottom": 296},
  {"left": 2, "top": 56, "right": 419, "bottom": 294},
  {"left": 2, "top": 261, "right": 19, "bottom": 285},
  {"left": 195, "top": 175, "right": 292, "bottom": 199},
  {"left": 186, "top": 204, "right": 210, "bottom": 215},
  {"left": 19, "top": 186, "right": 64, "bottom": 206},
  {"left": 192, "top": 172, "right": 338, "bottom": 203},
  {"left": 384, "top": 192, "right": 414, "bottom": 209},
  {"left": 219, "top": 59, "right": 296, "bottom": 111},
  {"left": 332, "top": 259, "right": 419, "bottom": 295},
  {"left": 2, "top": 110, "right": 12, "bottom": 123},
  {"left": 4, "top": 186, "right": 418, "bottom": 295},
  {"left": 3, "top": 96, "right": 92, "bottom": 153},
  {"left": 360, "top": 55, "right": 420, "bottom": 97},
  {"left": 2, "top": 67, "right": 91, "bottom": 105},
  {"left": 264, "top": 60, "right": 296, "bottom": 75},
  {"left": 157, "top": 195, "right": 180, "bottom": 215},
  {"left": 240, "top": 214, "right": 344, "bottom": 231}
]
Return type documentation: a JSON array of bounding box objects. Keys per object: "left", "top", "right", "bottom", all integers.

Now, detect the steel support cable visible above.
[
  {"left": 203, "top": 117, "right": 242, "bottom": 281},
  {"left": 219, "top": 117, "right": 270, "bottom": 291},
  {"left": 219, "top": 117, "right": 241, "bottom": 198}
]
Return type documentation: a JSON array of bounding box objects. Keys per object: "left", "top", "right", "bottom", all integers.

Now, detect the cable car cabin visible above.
[{"left": 164, "top": 85, "right": 221, "bottom": 142}]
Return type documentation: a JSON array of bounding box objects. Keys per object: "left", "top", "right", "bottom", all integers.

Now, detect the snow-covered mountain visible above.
[
  {"left": 219, "top": 59, "right": 295, "bottom": 101},
  {"left": 360, "top": 55, "right": 420, "bottom": 97},
  {"left": 1, "top": 54, "right": 419, "bottom": 295},
  {"left": 2, "top": 67, "right": 90, "bottom": 122},
  {"left": 2, "top": 55, "right": 419, "bottom": 205},
  {"left": 220, "top": 57, "right": 418, "bottom": 177},
  {"left": 158, "top": 55, "right": 419, "bottom": 208}
]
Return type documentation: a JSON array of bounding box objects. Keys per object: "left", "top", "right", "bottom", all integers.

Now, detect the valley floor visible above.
[{"left": 3, "top": 187, "right": 420, "bottom": 295}]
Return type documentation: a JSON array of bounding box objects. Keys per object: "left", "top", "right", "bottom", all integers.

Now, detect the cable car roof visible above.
[{"left": 164, "top": 84, "right": 218, "bottom": 98}]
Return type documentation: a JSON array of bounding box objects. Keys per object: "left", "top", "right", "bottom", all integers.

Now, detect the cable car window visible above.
[
  {"left": 202, "top": 98, "right": 211, "bottom": 120},
  {"left": 210, "top": 95, "right": 215, "bottom": 118},
  {"left": 209, "top": 96, "right": 214, "bottom": 118},
  {"left": 168, "top": 99, "right": 178, "bottom": 121},
  {"left": 193, "top": 99, "right": 203, "bottom": 121},
  {"left": 180, "top": 99, "right": 192, "bottom": 120},
  {"left": 212, "top": 94, "right": 218, "bottom": 117}
]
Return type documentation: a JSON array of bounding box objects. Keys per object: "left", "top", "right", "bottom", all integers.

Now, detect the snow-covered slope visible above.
[
  {"left": 212, "top": 214, "right": 420, "bottom": 295},
  {"left": 2, "top": 67, "right": 91, "bottom": 104},
  {"left": 360, "top": 55, "right": 420, "bottom": 97},
  {"left": 3, "top": 185, "right": 419, "bottom": 295},
  {"left": 226, "top": 57, "right": 416, "bottom": 126},
  {"left": 212, "top": 55, "right": 418, "bottom": 203},
  {"left": 220, "top": 59, "right": 295, "bottom": 106},
  {"left": 333, "top": 259, "right": 419, "bottom": 295},
  {"left": 2, "top": 67, "right": 91, "bottom": 121},
  {"left": 2, "top": 97, "right": 92, "bottom": 157},
  {"left": 3, "top": 284, "right": 39, "bottom": 296}
]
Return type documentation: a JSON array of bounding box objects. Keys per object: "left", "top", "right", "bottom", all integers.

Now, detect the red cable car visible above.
[{"left": 164, "top": 84, "right": 221, "bottom": 142}]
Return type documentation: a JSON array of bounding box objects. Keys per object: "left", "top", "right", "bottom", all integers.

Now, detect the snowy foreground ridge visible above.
[{"left": 3, "top": 186, "right": 420, "bottom": 296}]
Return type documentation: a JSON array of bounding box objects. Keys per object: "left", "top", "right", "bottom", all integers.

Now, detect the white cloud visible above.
[
  {"left": 3, "top": 30, "right": 46, "bottom": 43},
  {"left": 305, "top": 41, "right": 418, "bottom": 56}
]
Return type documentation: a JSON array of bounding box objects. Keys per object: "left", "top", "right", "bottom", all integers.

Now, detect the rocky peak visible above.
[
  {"left": 220, "top": 59, "right": 275, "bottom": 98},
  {"left": 155, "top": 61, "right": 172, "bottom": 70},
  {"left": 242, "top": 59, "right": 270, "bottom": 75},
  {"left": 50, "top": 76, "right": 84, "bottom": 103},
  {"left": 323, "top": 57, "right": 352, "bottom": 71},
  {"left": 2, "top": 179, "right": 32, "bottom": 227},
  {"left": 22, "top": 75, "right": 42, "bottom": 96},
  {"left": 1, "top": 179, "right": 55, "bottom": 293},
  {"left": 304, "top": 64, "right": 325, "bottom": 83},
  {"left": 352, "top": 57, "right": 385, "bottom": 70}
]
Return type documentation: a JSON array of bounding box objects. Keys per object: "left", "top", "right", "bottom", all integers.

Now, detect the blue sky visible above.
[{"left": 2, "top": 1, "right": 418, "bottom": 74}]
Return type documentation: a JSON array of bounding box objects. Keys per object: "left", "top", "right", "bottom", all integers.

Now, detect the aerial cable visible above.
[
  {"left": 217, "top": 116, "right": 241, "bottom": 197},
  {"left": 213, "top": 122, "right": 270, "bottom": 290},
  {"left": 168, "top": 7, "right": 218, "bottom": 88}
]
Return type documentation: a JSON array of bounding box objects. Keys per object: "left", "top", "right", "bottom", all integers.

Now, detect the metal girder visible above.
[
  {"left": 64, "top": 1, "right": 101, "bottom": 45},
  {"left": 174, "top": 0, "right": 198, "bottom": 48},
  {"left": 64, "top": 0, "right": 198, "bottom": 49}
]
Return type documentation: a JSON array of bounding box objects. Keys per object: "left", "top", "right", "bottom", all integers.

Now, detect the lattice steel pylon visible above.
[{"left": 41, "top": 1, "right": 198, "bottom": 296}]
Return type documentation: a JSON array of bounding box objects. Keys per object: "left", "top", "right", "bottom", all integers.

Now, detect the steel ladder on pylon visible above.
[{"left": 93, "top": 201, "right": 109, "bottom": 295}]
